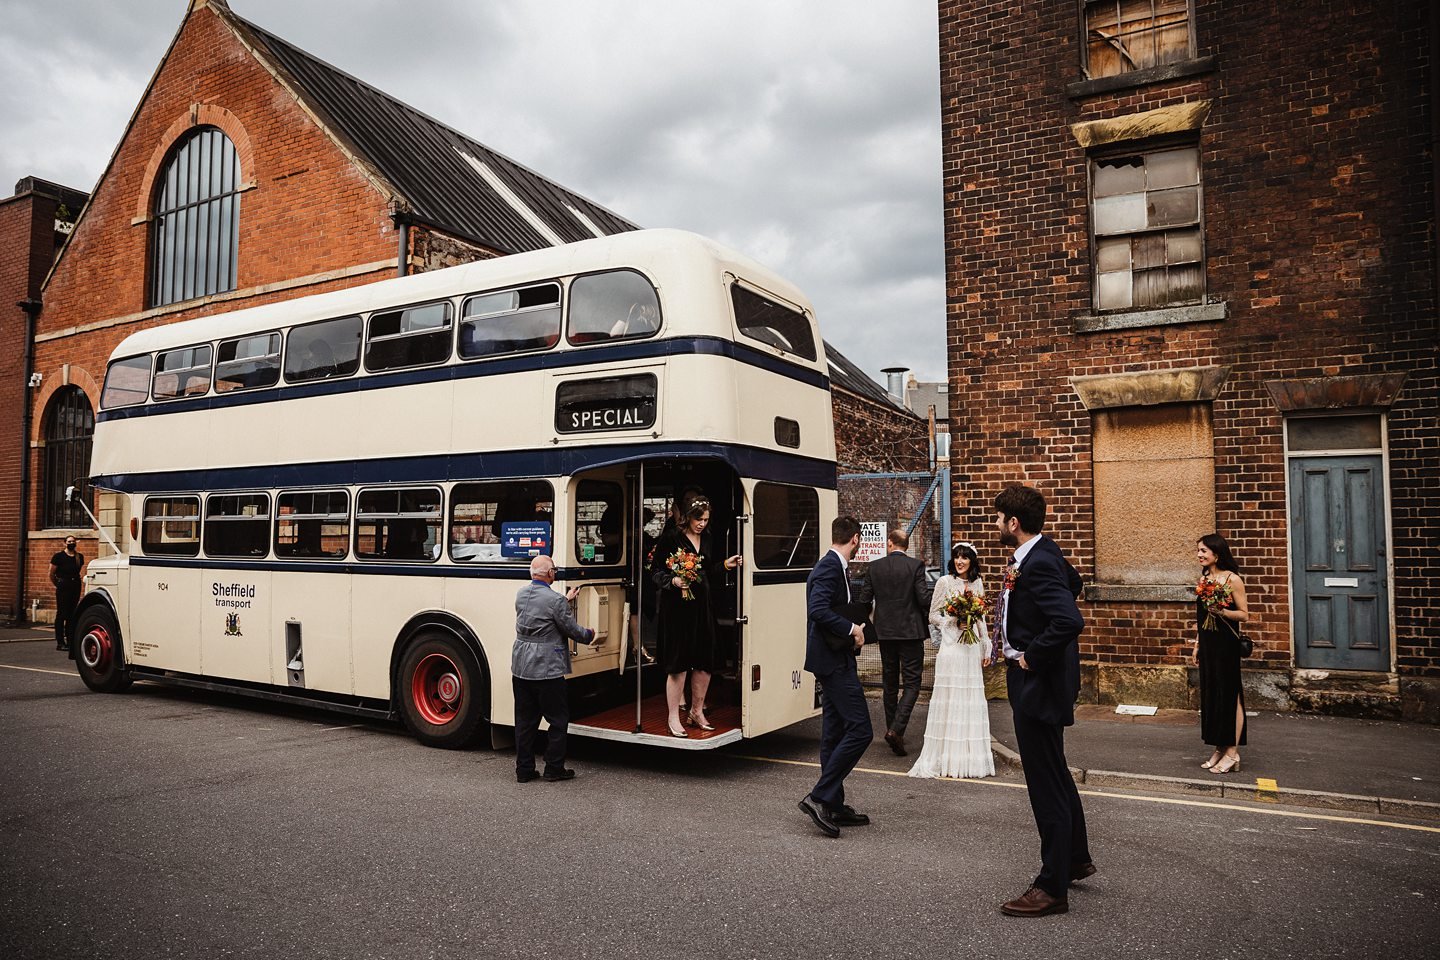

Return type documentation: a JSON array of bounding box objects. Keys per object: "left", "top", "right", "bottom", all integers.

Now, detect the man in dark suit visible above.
[
  {"left": 865, "top": 528, "right": 931, "bottom": 756},
  {"left": 990, "top": 485, "right": 1095, "bottom": 917},
  {"left": 798, "top": 516, "right": 872, "bottom": 838}
]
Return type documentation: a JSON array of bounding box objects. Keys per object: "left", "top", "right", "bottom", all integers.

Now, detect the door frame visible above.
[{"left": 1281, "top": 412, "right": 1396, "bottom": 671}]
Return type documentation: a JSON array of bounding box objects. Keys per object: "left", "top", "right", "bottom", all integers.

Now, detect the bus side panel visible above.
[
  {"left": 741, "top": 582, "right": 817, "bottom": 737},
  {"left": 271, "top": 573, "right": 353, "bottom": 695},
  {"left": 356, "top": 381, "right": 453, "bottom": 464},
  {"left": 351, "top": 575, "right": 444, "bottom": 700},
  {"left": 128, "top": 563, "right": 203, "bottom": 674},
  {"left": 740, "top": 484, "right": 834, "bottom": 738},
  {"left": 442, "top": 576, "right": 517, "bottom": 726},
  {"left": 200, "top": 568, "right": 273, "bottom": 685}
]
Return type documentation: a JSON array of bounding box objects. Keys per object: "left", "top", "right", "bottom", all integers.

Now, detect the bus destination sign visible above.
[{"left": 555, "top": 373, "right": 658, "bottom": 434}]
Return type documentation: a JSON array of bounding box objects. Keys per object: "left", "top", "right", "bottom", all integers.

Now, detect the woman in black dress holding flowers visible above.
[
  {"left": 650, "top": 497, "right": 742, "bottom": 738},
  {"left": 1194, "top": 533, "right": 1251, "bottom": 774}
]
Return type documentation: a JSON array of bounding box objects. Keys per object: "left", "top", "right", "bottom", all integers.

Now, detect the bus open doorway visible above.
[{"left": 567, "top": 459, "right": 747, "bottom": 749}]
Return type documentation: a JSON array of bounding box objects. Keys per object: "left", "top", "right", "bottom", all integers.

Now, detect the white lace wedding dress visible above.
[{"left": 907, "top": 574, "right": 995, "bottom": 779}]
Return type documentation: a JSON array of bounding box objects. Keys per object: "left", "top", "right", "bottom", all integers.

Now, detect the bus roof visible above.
[{"left": 109, "top": 229, "right": 815, "bottom": 362}]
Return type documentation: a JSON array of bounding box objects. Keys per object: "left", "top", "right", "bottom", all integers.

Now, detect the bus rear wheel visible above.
[
  {"left": 397, "top": 633, "right": 485, "bottom": 749},
  {"left": 74, "top": 605, "right": 133, "bottom": 694}
]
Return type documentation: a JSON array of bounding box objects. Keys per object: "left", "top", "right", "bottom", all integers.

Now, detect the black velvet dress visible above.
[
  {"left": 1197, "top": 595, "right": 1248, "bottom": 748},
  {"left": 650, "top": 527, "right": 723, "bottom": 675}
]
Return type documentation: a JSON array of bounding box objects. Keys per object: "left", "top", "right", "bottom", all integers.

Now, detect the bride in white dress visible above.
[{"left": 908, "top": 542, "right": 995, "bottom": 779}]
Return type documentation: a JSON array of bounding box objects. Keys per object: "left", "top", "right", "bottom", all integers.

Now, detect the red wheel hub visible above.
[
  {"left": 411, "top": 652, "right": 463, "bottom": 726},
  {"left": 80, "top": 625, "right": 113, "bottom": 672}
]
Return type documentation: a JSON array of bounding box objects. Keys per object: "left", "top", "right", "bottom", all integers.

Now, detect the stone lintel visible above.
[
  {"left": 1069, "top": 100, "right": 1213, "bottom": 149},
  {"left": 1084, "top": 584, "right": 1196, "bottom": 603},
  {"left": 1071, "top": 365, "right": 1230, "bottom": 412},
  {"left": 1076, "top": 301, "right": 1227, "bottom": 333},
  {"left": 1263, "top": 373, "right": 1409, "bottom": 412}
]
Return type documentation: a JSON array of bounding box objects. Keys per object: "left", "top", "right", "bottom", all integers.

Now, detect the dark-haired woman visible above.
[
  {"left": 908, "top": 541, "right": 994, "bottom": 779},
  {"left": 1194, "top": 533, "right": 1251, "bottom": 775},
  {"left": 650, "top": 498, "right": 742, "bottom": 738}
]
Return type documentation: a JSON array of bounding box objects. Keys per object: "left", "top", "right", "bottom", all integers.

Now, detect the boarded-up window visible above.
[
  {"left": 1084, "top": 0, "right": 1192, "bottom": 79},
  {"left": 1093, "top": 403, "right": 1213, "bottom": 585},
  {"left": 1091, "top": 146, "right": 1203, "bottom": 312}
]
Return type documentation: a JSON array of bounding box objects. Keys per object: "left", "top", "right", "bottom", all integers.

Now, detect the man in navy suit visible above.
[
  {"left": 798, "top": 516, "right": 872, "bottom": 838},
  {"left": 991, "top": 485, "right": 1095, "bottom": 917}
]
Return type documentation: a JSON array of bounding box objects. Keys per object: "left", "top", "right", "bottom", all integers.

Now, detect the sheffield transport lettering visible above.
[{"left": 213, "top": 581, "right": 257, "bottom": 610}]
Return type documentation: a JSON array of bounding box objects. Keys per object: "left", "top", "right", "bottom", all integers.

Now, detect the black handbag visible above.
[{"left": 1223, "top": 618, "right": 1255, "bottom": 657}]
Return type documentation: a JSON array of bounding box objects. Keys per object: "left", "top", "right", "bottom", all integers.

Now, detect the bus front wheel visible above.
[
  {"left": 397, "top": 633, "right": 486, "bottom": 749},
  {"left": 74, "top": 605, "right": 133, "bottom": 694}
]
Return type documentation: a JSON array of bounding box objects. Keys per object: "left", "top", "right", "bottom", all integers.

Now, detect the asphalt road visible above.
[{"left": 2, "top": 641, "right": 1437, "bottom": 960}]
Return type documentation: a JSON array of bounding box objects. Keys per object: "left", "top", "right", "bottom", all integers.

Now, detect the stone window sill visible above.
[
  {"left": 1067, "top": 56, "right": 1218, "bottom": 100},
  {"left": 1085, "top": 584, "right": 1195, "bottom": 603},
  {"left": 1076, "top": 301, "right": 1226, "bottom": 334}
]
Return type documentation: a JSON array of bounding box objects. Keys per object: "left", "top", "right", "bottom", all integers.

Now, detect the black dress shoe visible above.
[
  {"left": 832, "top": 804, "right": 871, "bottom": 826},
  {"left": 884, "top": 730, "right": 907, "bottom": 757},
  {"left": 516, "top": 769, "right": 540, "bottom": 783},
  {"left": 1000, "top": 886, "right": 1068, "bottom": 917},
  {"left": 798, "top": 795, "right": 840, "bottom": 837},
  {"left": 1070, "top": 861, "right": 1097, "bottom": 883},
  {"left": 543, "top": 767, "right": 576, "bottom": 782}
]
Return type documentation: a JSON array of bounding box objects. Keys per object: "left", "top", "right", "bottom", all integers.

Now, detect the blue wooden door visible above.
[{"left": 1289, "top": 456, "right": 1389, "bottom": 671}]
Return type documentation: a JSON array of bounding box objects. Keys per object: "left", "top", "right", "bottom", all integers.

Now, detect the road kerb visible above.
[{"left": 989, "top": 740, "right": 1440, "bottom": 822}]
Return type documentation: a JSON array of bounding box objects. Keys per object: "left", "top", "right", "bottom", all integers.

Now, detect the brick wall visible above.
[
  {"left": 0, "top": 184, "right": 81, "bottom": 620},
  {"left": 939, "top": 0, "right": 1437, "bottom": 711}
]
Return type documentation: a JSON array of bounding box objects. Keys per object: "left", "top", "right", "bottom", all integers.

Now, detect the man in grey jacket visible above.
[{"left": 513, "top": 555, "right": 597, "bottom": 782}]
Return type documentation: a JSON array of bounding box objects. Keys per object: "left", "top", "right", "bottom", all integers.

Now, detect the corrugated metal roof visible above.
[
  {"left": 230, "top": 12, "right": 638, "bottom": 255},
  {"left": 824, "top": 342, "right": 917, "bottom": 416}
]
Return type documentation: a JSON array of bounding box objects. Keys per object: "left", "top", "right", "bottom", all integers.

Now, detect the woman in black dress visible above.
[
  {"left": 650, "top": 497, "right": 742, "bottom": 738},
  {"left": 1193, "top": 533, "right": 1251, "bottom": 774}
]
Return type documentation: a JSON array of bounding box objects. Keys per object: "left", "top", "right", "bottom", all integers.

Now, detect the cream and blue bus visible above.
[{"left": 72, "top": 229, "right": 834, "bottom": 750}]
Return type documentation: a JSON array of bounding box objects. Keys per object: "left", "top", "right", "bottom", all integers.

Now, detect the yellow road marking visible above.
[
  {"left": 0, "top": 663, "right": 79, "bottom": 678},
  {"left": 733, "top": 754, "right": 1440, "bottom": 835},
  {"left": 1256, "top": 777, "right": 1279, "bottom": 792}
]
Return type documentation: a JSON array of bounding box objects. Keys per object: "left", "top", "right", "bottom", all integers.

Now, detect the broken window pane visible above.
[
  {"left": 1094, "top": 156, "right": 1146, "bottom": 198},
  {"left": 1084, "top": 0, "right": 1193, "bottom": 78}
]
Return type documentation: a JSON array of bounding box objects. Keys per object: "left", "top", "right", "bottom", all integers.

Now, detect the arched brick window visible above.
[
  {"left": 150, "top": 127, "right": 241, "bottom": 307},
  {"left": 42, "top": 387, "right": 94, "bottom": 529}
]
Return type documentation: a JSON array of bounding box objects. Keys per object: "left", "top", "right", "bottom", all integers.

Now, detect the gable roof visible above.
[
  {"left": 225, "top": 8, "right": 638, "bottom": 255},
  {"left": 824, "top": 341, "right": 916, "bottom": 416}
]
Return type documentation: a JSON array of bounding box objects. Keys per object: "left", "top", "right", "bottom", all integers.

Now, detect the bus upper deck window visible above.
[
  {"left": 215, "top": 332, "right": 281, "bottom": 393},
  {"left": 460, "top": 283, "right": 561, "bottom": 359},
  {"left": 731, "top": 284, "right": 817, "bottom": 361},
  {"left": 285, "top": 316, "right": 362, "bottom": 383},
  {"left": 152, "top": 345, "right": 213, "bottom": 401},
  {"left": 366, "top": 301, "right": 453, "bottom": 372},
  {"left": 101, "top": 355, "right": 152, "bottom": 409},
  {"left": 567, "top": 269, "right": 660, "bottom": 345}
]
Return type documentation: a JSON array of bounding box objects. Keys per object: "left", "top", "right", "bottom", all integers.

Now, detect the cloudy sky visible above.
[{"left": 0, "top": 0, "right": 944, "bottom": 385}]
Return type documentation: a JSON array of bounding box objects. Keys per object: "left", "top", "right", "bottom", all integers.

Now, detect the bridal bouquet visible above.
[
  {"left": 941, "top": 589, "right": 987, "bottom": 644},
  {"left": 666, "top": 548, "right": 703, "bottom": 600},
  {"left": 1196, "top": 577, "right": 1234, "bottom": 631}
]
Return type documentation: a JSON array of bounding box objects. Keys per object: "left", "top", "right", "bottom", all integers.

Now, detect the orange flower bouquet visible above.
[
  {"left": 666, "top": 548, "right": 703, "bottom": 600},
  {"left": 940, "top": 589, "right": 988, "bottom": 644},
  {"left": 1196, "top": 578, "right": 1234, "bottom": 631}
]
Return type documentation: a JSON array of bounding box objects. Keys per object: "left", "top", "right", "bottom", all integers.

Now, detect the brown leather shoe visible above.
[
  {"left": 884, "top": 730, "right": 907, "bottom": 756},
  {"left": 1070, "top": 861, "right": 1097, "bottom": 883},
  {"left": 1000, "top": 886, "right": 1069, "bottom": 917}
]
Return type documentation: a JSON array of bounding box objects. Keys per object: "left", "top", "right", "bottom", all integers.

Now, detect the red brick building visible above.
[
  {"left": 0, "top": 178, "right": 87, "bottom": 621},
  {"left": 8, "top": 0, "right": 917, "bottom": 625},
  {"left": 940, "top": 0, "right": 1438, "bottom": 719}
]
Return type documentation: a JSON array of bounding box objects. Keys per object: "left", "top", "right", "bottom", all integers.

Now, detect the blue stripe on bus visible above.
[
  {"left": 91, "top": 440, "right": 839, "bottom": 493},
  {"left": 96, "top": 336, "right": 829, "bottom": 423},
  {"left": 751, "top": 570, "right": 811, "bottom": 585}
]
